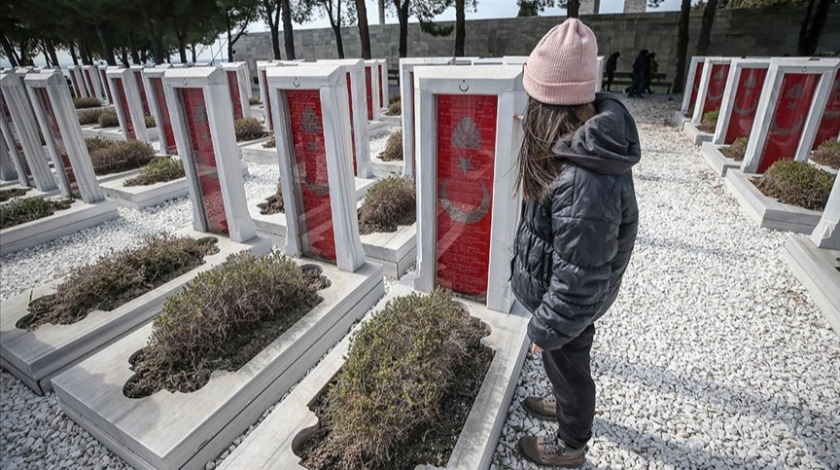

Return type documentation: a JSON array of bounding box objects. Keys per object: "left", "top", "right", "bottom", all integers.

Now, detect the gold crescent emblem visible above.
[{"left": 440, "top": 177, "right": 490, "bottom": 225}]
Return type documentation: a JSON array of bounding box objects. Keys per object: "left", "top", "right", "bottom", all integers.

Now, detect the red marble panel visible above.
[
  {"left": 702, "top": 63, "right": 730, "bottom": 115},
  {"left": 226, "top": 71, "right": 243, "bottom": 120},
  {"left": 34, "top": 88, "right": 78, "bottom": 195},
  {"left": 758, "top": 73, "right": 819, "bottom": 173},
  {"left": 70, "top": 72, "right": 81, "bottom": 98},
  {"left": 0, "top": 91, "right": 30, "bottom": 177},
  {"left": 725, "top": 67, "right": 767, "bottom": 144},
  {"left": 99, "top": 69, "right": 113, "bottom": 103},
  {"left": 261, "top": 69, "right": 273, "bottom": 128},
  {"left": 149, "top": 77, "right": 177, "bottom": 154},
  {"left": 287, "top": 89, "right": 336, "bottom": 262},
  {"left": 133, "top": 70, "right": 150, "bottom": 115},
  {"left": 435, "top": 94, "right": 497, "bottom": 297},
  {"left": 113, "top": 78, "right": 136, "bottom": 139},
  {"left": 689, "top": 62, "right": 705, "bottom": 113},
  {"left": 180, "top": 88, "right": 228, "bottom": 235},
  {"left": 813, "top": 69, "right": 840, "bottom": 148},
  {"left": 378, "top": 64, "right": 384, "bottom": 108},
  {"left": 346, "top": 73, "right": 357, "bottom": 175},
  {"left": 365, "top": 66, "right": 373, "bottom": 121},
  {"left": 84, "top": 70, "right": 96, "bottom": 100}
]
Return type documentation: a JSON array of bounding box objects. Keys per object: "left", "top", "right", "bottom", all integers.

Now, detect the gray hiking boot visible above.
[
  {"left": 522, "top": 393, "right": 557, "bottom": 420},
  {"left": 518, "top": 435, "right": 587, "bottom": 467}
]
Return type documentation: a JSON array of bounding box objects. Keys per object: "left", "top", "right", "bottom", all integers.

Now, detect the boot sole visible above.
[{"left": 517, "top": 439, "right": 586, "bottom": 468}]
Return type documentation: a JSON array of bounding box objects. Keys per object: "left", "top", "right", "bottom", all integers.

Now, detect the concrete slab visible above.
[
  {"left": 368, "top": 120, "right": 388, "bottom": 136},
  {"left": 0, "top": 200, "right": 120, "bottom": 256},
  {"left": 75, "top": 105, "right": 113, "bottom": 118},
  {"left": 237, "top": 136, "right": 269, "bottom": 150},
  {"left": 250, "top": 106, "right": 264, "bottom": 119},
  {"left": 783, "top": 237, "right": 840, "bottom": 335},
  {"left": 700, "top": 142, "right": 742, "bottom": 177},
  {"left": 356, "top": 200, "right": 416, "bottom": 278},
  {"left": 672, "top": 110, "right": 689, "bottom": 127},
  {"left": 0, "top": 231, "right": 270, "bottom": 395},
  {"left": 683, "top": 121, "right": 713, "bottom": 146},
  {"left": 240, "top": 140, "right": 276, "bottom": 165},
  {"left": 370, "top": 154, "right": 403, "bottom": 177},
  {"left": 724, "top": 169, "right": 824, "bottom": 234},
  {"left": 218, "top": 284, "right": 530, "bottom": 470},
  {"left": 53, "top": 260, "right": 384, "bottom": 470}
]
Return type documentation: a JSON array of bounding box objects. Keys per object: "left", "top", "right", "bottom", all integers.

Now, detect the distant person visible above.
[
  {"left": 604, "top": 52, "right": 620, "bottom": 91},
  {"left": 628, "top": 49, "right": 648, "bottom": 98},
  {"left": 513, "top": 18, "right": 640, "bottom": 467},
  {"left": 645, "top": 52, "right": 658, "bottom": 94}
]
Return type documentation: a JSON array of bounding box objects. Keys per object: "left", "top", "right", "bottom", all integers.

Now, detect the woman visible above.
[{"left": 512, "top": 19, "right": 640, "bottom": 467}]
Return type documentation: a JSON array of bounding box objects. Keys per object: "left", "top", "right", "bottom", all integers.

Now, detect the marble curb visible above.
[
  {"left": 0, "top": 185, "right": 61, "bottom": 206},
  {"left": 783, "top": 236, "right": 840, "bottom": 335},
  {"left": 370, "top": 154, "right": 404, "bottom": 177},
  {"left": 356, "top": 198, "right": 416, "bottom": 278},
  {"left": 682, "top": 121, "right": 713, "bottom": 146},
  {"left": 240, "top": 141, "right": 277, "bottom": 165},
  {"left": 219, "top": 283, "right": 530, "bottom": 470},
  {"left": 0, "top": 230, "right": 270, "bottom": 395},
  {"left": 53, "top": 260, "right": 385, "bottom": 470},
  {"left": 700, "top": 142, "right": 742, "bottom": 177},
  {"left": 724, "top": 169, "right": 824, "bottom": 234},
  {"left": 671, "top": 110, "right": 689, "bottom": 127}
]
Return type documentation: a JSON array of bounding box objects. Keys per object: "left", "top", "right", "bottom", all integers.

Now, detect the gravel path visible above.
[{"left": 2, "top": 102, "right": 838, "bottom": 470}]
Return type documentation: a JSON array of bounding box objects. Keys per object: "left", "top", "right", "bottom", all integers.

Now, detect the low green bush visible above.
[
  {"left": 21, "top": 235, "right": 218, "bottom": 330},
  {"left": 721, "top": 137, "right": 748, "bottom": 162},
  {"left": 0, "top": 187, "right": 31, "bottom": 203},
  {"left": 235, "top": 117, "right": 266, "bottom": 142},
  {"left": 812, "top": 140, "right": 840, "bottom": 169},
  {"left": 124, "top": 157, "right": 186, "bottom": 186},
  {"left": 249, "top": 96, "right": 261, "bottom": 105},
  {"left": 85, "top": 137, "right": 115, "bottom": 154},
  {"left": 698, "top": 110, "right": 719, "bottom": 133},
  {"left": 359, "top": 176, "right": 415, "bottom": 234},
  {"left": 124, "top": 251, "right": 325, "bottom": 397},
  {"left": 262, "top": 134, "right": 276, "bottom": 148},
  {"left": 90, "top": 140, "right": 156, "bottom": 175},
  {"left": 379, "top": 130, "right": 402, "bottom": 162},
  {"left": 144, "top": 114, "right": 156, "bottom": 128},
  {"left": 754, "top": 160, "right": 835, "bottom": 211},
  {"left": 78, "top": 108, "right": 103, "bottom": 125},
  {"left": 0, "top": 197, "right": 74, "bottom": 229},
  {"left": 386, "top": 99, "right": 401, "bottom": 116},
  {"left": 258, "top": 179, "right": 284, "bottom": 215},
  {"left": 98, "top": 109, "right": 119, "bottom": 128},
  {"left": 73, "top": 96, "right": 100, "bottom": 109}
]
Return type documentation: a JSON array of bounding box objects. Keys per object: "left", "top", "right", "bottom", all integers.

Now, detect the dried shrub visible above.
[
  {"left": 263, "top": 134, "right": 276, "bottom": 148},
  {"left": 0, "top": 197, "right": 74, "bottom": 229},
  {"left": 300, "top": 289, "right": 490, "bottom": 469},
  {"left": 257, "top": 179, "right": 284, "bottom": 215},
  {"left": 359, "top": 176, "right": 415, "bottom": 234},
  {"left": 249, "top": 96, "right": 261, "bottom": 105},
  {"left": 86, "top": 137, "right": 115, "bottom": 154},
  {"left": 144, "top": 114, "right": 156, "bottom": 128},
  {"left": 720, "top": 137, "right": 748, "bottom": 162},
  {"left": 73, "top": 96, "right": 100, "bottom": 109},
  {"left": 124, "top": 251, "right": 325, "bottom": 398},
  {"left": 98, "top": 109, "right": 119, "bottom": 128},
  {"left": 697, "top": 110, "right": 719, "bottom": 133},
  {"left": 21, "top": 235, "right": 218, "bottom": 330},
  {"left": 90, "top": 140, "right": 156, "bottom": 175},
  {"left": 235, "top": 117, "right": 266, "bottom": 142},
  {"left": 386, "top": 99, "right": 401, "bottom": 116},
  {"left": 379, "top": 130, "right": 402, "bottom": 161},
  {"left": 78, "top": 108, "right": 103, "bottom": 125},
  {"left": 811, "top": 140, "right": 840, "bottom": 169},
  {"left": 754, "top": 160, "right": 835, "bottom": 211},
  {"left": 124, "top": 157, "right": 186, "bottom": 186},
  {"left": 0, "top": 187, "right": 31, "bottom": 203}
]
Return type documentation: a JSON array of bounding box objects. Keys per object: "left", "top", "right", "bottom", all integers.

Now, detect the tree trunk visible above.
[
  {"left": 79, "top": 41, "right": 92, "bottom": 65},
  {"left": 567, "top": 0, "right": 580, "bottom": 18},
  {"left": 798, "top": 0, "right": 831, "bottom": 56},
  {"left": 356, "top": 0, "right": 372, "bottom": 59},
  {"left": 39, "top": 40, "right": 52, "bottom": 67},
  {"left": 69, "top": 41, "right": 79, "bottom": 66},
  {"left": 696, "top": 0, "right": 718, "bottom": 55},
  {"left": 332, "top": 24, "right": 345, "bottom": 58},
  {"left": 141, "top": 48, "right": 148, "bottom": 63},
  {"left": 396, "top": 2, "right": 409, "bottom": 58},
  {"left": 673, "top": 0, "right": 691, "bottom": 94},
  {"left": 176, "top": 26, "right": 188, "bottom": 64},
  {"left": 46, "top": 39, "right": 60, "bottom": 68},
  {"left": 120, "top": 48, "right": 130, "bottom": 67},
  {"left": 378, "top": 0, "right": 385, "bottom": 24},
  {"left": 95, "top": 23, "right": 116, "bottom": 65},
  {"left": 17, "top": 38, "right": 31, "bottom": 66},
  {"left": 191, "top": 44, "right": 197, "bottom": 63},
  {"left": 145, "top": 15, "right": 165, "bottom": 64},
  {"left": 281, "top": 0, "right": 296, "bottom": 59},
  {"left": 454, "top": 0, "right": 465, "bottom": 56},
  {"left": 0, "top": 34, "right": 19, "bottom": 67},
  {"left": 264, "top": 0, "right": 283, "bottom": 59},
  {"left": 226, "top": 13, "right": 235, "bottom": 62}
]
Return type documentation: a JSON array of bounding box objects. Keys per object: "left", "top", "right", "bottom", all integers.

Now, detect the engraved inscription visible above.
[
  {"left": 759, "top": 73, "right": 819, "bottom": 173},
  {"left": 726, "top": 67, "right": 767, "bottom": 144}
]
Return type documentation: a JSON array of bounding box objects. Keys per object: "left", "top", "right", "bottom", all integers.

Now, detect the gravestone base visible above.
[
  {"left": 98, "top": 127, "right": 160, "bottom": 142},
  {"left": 0, "top": 200, "right": 120, "bottom": 256},
  {"left": 682, "top": 121, "right": 713, "bottom": 146},
  {"left": 96, "top": 167, "right": 145, "bottom": 185},
  {"left": 250, "top": 106, "right": 264, "bottom": 119},
  {"left": 53, "top": 261, "right": 384, "bottom": 470},
  {"left": 368, "top": 120, "right": 388, "bottom": 136},
  {"left": 360, "top": 223, "right": 416, "bottom": 278},
  {"left": 74, "top": 105, "right": 113, "bottom": 118},
  {"left": 380, "top": 114, "right": 401, "bottom": 127},
  {"left": 217, "top": 284, "right": 530, "bottom": 470},
  {"left": 700, "top": 142, "right": 742, "bottom": 177},
  {"left": 724, "top": 169, "right": 824, "bottom": 234},
  {"left": 0, "top": 185, "right": 61, "bottom": 206},
  {"left": 783, "top": 237, "right": 840, "bottom": 335},
  {"left": 370, "top": 154, "right": 403, "bottom": 177},
  {"left": 672, "top": 110, "right": 690, "bottom": 127},
  {"left": 0, "top": 230, "right": 270, "bottom": 395},
  {"left": 240, "top": 141, "right": 277, "bottom": 165},
  {"left": 237, "top": 136, "right": 269, "bottom": 150},
  {"left": 807, "top": 159, "right": 839, "bottom": 176}
]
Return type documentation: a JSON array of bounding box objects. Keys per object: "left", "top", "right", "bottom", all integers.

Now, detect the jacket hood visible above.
[{"left": 551, "top": 92, "right": 641, "bottom": 175}]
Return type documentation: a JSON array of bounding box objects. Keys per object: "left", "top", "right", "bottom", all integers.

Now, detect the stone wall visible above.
[{"left": 233, "top": 6, "right": 840, "bottom": 86}]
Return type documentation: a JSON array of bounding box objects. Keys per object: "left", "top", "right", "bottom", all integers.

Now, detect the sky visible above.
[{"left": 2, "top": 0, "right": 684, "bottom": 69}]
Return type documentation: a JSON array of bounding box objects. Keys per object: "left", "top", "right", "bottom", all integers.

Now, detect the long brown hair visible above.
[{"left": 517, "top": 98, "right": 596, "bottom": 201}]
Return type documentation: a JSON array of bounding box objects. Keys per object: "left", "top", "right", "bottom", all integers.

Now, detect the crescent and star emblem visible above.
[
  {"left": 440, "top": 117, "right": 491, "bottom": 225},
  {"left": 440, "top": 177, "right": 490, "bottom": 225},
  {"left": 733, "top": 71, "right": 760, "bottom": 116},
  {"left": 769, "top": 83, "right": 807, "bottom": 136},
  {"left": 706, "top": 68, "right": 728, "bottom": 102}
]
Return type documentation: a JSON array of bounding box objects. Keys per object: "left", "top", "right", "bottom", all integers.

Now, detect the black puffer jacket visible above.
[{"left": 512, "top": 93, "right": 640, "bottom": 351}]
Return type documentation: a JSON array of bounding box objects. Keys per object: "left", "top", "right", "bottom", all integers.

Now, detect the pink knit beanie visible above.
[{"left": 523, "top": 19, "right": 599, "bottom": 106}]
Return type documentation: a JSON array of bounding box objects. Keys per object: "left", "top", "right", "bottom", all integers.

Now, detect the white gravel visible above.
[{"left": 2, "top": 98, "right": 839, "bottom": 470}]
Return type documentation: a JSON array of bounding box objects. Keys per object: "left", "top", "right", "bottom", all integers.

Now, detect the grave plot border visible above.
[
  {"left": 683, "top": 119, "right": 714, "bottom": 146},
  {"left": 724, "top": 169, "right": 824, "bottom": 234},
  {"left": 700, "top": 141, "right": 741, "bottom": 177},
  {"left": 783, "top": 237, "right": 840, "bottom": 335}
]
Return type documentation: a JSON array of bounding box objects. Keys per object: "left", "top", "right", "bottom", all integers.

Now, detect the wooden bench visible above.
[{"left": 605, "top": 71, "right": 673, "bottom": 93}]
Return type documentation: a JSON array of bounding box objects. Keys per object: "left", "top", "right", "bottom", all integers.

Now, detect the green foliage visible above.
[
  {"left": 386, "top": 99, "right": 401, "bottom": 116},
  {"left": 258, "top": 179, "right": 284, "bottom": 215},
  {"left": 359, "top": 176, "right": 415, "bottom": 234},
  {"left": 124, "top": 157, "right": 186, "bottom": 186},
  {"left": 0, "top": 187, "right": 31, "bottom": 203},
  {"left": 89, "top": 140, "right": 156, "bottom": 175},
  {"left": 0, "top": 197, "right": 74, "bottom": 230},
  {"left": 379, "top": 130, "right": 402, "bottom": 162},
  {"left": 811, "top": 140, "right": 840, "bottom": 169},
  {"left": 754, "top": 160, "right": 835, "bottom": 211},
  {"left": 249, "top": 96, "right": 261, "bottom": 105},
  {"left": 86, "top": 137, "right": 115, "bottom": 154},
  {"left": 22, "top": 235, "right": 217, "bottom": 330},
  {"left": 698, "top": 110, "right": 719, "bottom": 133},
  {"left": 234, "top": 116, "right": 266, "bottom": 142},
  {"left": 319, "top": 289, "right": 488, "bottom": 468},
  {"left": 144, "top": 114, "right": 156, "bottom": 128},
  {"left": 73, "top": 96, "right": 100, "bottom": 109},
  {"left": 263, "top": 134, "right": 276, "bottom": 148},
  {"left": 721, "top": 137, "right": 748, "bottom": 162},
  {"left": 124, "top": 251, "right": 324, "bottom": 397},
  {"left": 98, "top": 110, "right": 120, "bottom": 128},
  {"left": 78, "top": 108, "right": 104, "bottom": 125}
]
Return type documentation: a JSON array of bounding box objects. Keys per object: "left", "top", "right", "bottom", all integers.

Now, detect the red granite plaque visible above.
[
  {"left": 702, "top": 63, "right": 730, "bottom": 116},
  {"left": 113, "top": 78, "right": 136, "bottom": 139},
  {"left": 688, "top": 62, "right": 705, "bottom": 113},
  {"left": 378, "top": 64, "right": 384, "bottom": 108},
  {"left": 365, "top": 66, "right": 373, "bottom": 121},
  {"left": 70, "top": 72, "right": 81, "bottom": 98},
  {"left": 84, "top": 70, "right": 96, "bottom": 100},
  {"left": 758, "top": 73, "right": 819, "bottom": 173},
  {"left": 346, "top": 73, "right": 357, "bottom": 174},
  {"left": 287, "top": 89, "right": 336, "bottom": 262},
  {"left": 226, "top": 71, "right": 244, "bottom": 120},
  {"left": 261, "top": 69, "right": 273, "bottom": 128},
  {"left": 133, "top": 70, "right": 150, "bottom": 115},
  {"left": 180, "top": 88, "right": 228, "bottom": 235},
  {"left": 813, "top": 69, "right": 840, "bottom": 148},
  {"left": 725, "top": 67, "right": 767, "bottom": 144},
  {"left": 99, "top": 69, "right": 113, "bottom": 103},
  {"left": 34, "top": 88, "right": 78, "bottom": 195},
  {"left": 149, "top": 77, "right": 177, "bottom": 154},
  {"left": 0, "top": 91, "right": 31, "bottom": 178},
  {"left": 435, "top": 94, "right": 497, "bottom": 297}
]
